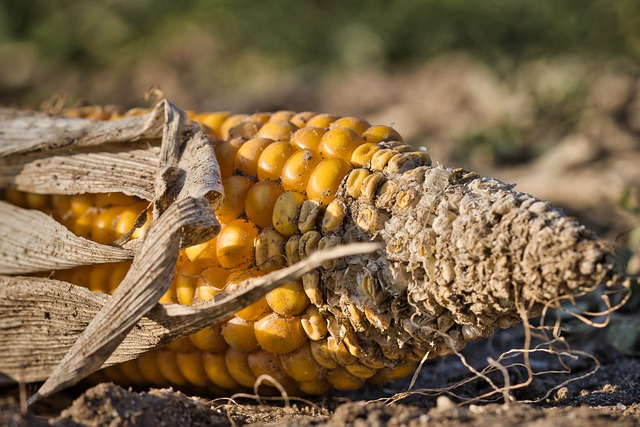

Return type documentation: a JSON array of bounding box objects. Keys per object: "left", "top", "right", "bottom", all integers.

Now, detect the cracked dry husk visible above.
[{"left": 319, "top": 165, "right": 619, "bottom": 368}]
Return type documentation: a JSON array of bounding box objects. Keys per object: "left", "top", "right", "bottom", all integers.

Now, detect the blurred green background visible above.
[{"left": 1, "top": 0, "right": 640, "bottom": 256}]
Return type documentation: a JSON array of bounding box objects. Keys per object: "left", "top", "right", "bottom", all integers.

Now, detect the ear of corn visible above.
[{"left": 2, "top": 106, "right": 618, "bottom": 396}]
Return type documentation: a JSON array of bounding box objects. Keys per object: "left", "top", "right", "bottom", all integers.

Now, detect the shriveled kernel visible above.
[
  {"left": 318, "top": 126, "right": 365, "bottom": 162},
  {"left": 350, "top": 142, "right": 381, "bottom": 167},
  {"left": 280, "top": 343, "right": 325, "bottom": 382},
  {"left": 346, "top": 168, "right": 371, "bottom": 199},
  {"left": 306, "top": 157, "right": 352, "bottom": 205},
  {"left": 285, "top": 234, "right": 302, "bottom": 265},
  {"left": 255, "top": 227, "right": 287, "bottom": 273},
  {"left": 225, "top": 347, "right": 257, "bottom": 388},
  {"left": 203, "top": 352, "right": 240, "bottom": 389},
  {"left": 300, "top": 305, "right": 327, "bottom": 340},
  {"left": 220, "top": 114, "right": 249, "bottom": 140},
  {"left": 359, "top": 173, "right": 385, "bottom": 202},
  {"left": 310, "top": 339, "right": 338, "bottom": 369},
  {"left": 375, "top": 180, "right": 399, "bottom": 210},
  {"left": 216, "top": 219, "right": 258, "bottom": 269},
  {"left": 356, "top": 207, "right": 387, "bottom": 233},
  {"left": 221, "top": 316, "right": 260, "bottom": 352},
  {"left": 299, "top": 230, "right": 322, "bottom": 258},
  {"left": 345, "top": 362, "right": 378, "bottom": 379},
  {"left": 155, "top": 350, "right": 189, "bottom": 386},
  {"left": 256, "top": 120, "right": 298, "bottom": 142},
  {"left": 302, "top": 271, "right": 323, "bottom": 306},
  {"left": 297, "top": 199, "right": 322, "bottom": 233},
  {"left": 386, "top": 152, "right": 424, "bottom": 175},
  {"left": 176, "top": 352, "right": 209, "bottom": 388},
  {"left": 298, "top": 379, "right": 330, "bottom": 395},
  {"left": 370, "top": 148, "right": 398, "bottom": 172},
  {"left": 245, "top": 180, "right": 284, "bottom": 228},
  {"left": 321, "top": 199, "right": 346, "bottom": 234},
  {"left": 317, "top": 235, "right": 341, "bottom": 269},
  {"left": 215, "top": 138, "right": 245, "bottom": 179},
  {"left": 290, "top": 111, "right": 316, "bottom": 128},
  {"left": 363, "top": 125, "right": 403, "bottom": 144},
  {"left": 216, "top": 175, "right": 253, "bottom": 223},
  {"left": 247, "top": 350, "right": 298, "bottom": 391},
  {"left": 266, "top": 280, "right": 310, "bottom": 316},
  {"left": 327, "top": 367, "right": 365, "bottom": 391},
  {"left": 257, "top": 141, "right": 297, "bottom": 181},
  {"left": 306, "top": 113, "right": 339, "bottom": 128},
  {"left": 281, "top": 149, "right": 322, "bottom": 193},
  {"left": 184, "top": 236, "right": 219, "bottom": 270},
  {"left": 290, "top": 126, "right": 326, "bottom": 152},
  {"left": 235, "top": 137, "right": 273, "bottom": 178},
  {"left": 254, "top": 312, "right": 306, "bottom": 354},
  {"left": 342, "top": 333, "right": 364, "bottom": 358},
  {"left": 326, "top": 336, "right": 358, "bottom": 365},
  {"left": 272, "top": 191, "right": 306, "bottom": 237},
  {"left": 190, "top": 323, "right": 228, "bottom": 352},
  {"left": 332, "top": 116, "right": 371, "bottom": 134}
]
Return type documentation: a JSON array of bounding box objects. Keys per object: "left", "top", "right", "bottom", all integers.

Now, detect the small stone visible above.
[
  {"left": 435, "top": 395, "right": 457, "bottom": 412},
  {"left": 617, "top": 402, "right": 627, "bottom": 411}
]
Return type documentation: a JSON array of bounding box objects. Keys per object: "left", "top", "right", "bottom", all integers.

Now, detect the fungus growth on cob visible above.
[{"left": 0, "top": 103, "right": 622, "bottom": 398}]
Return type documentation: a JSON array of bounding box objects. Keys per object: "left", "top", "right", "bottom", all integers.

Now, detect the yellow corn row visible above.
[{"left": 3, "top": 106, "right": 616, "bottom": 396}]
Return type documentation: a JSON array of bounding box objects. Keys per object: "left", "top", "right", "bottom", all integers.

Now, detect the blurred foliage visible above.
[{"left": 2, "top": 0, "right": 640, "bottom": 107}]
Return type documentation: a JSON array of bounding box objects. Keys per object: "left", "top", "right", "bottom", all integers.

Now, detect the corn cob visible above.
[{"left": 2, "top": 107, "right": 618, "bottom": 396}]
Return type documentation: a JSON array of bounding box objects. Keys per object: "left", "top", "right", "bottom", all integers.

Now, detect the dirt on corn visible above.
[{"left": 1, "top": 56, "right": 640, "bottom": 425}]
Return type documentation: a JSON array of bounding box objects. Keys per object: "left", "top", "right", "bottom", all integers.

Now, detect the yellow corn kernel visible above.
[
  {"left": 272, "top": 191, "right": 306, "bottom": 237},
  {"left": 228, "top": 120, "right": 263, "bottom": 140},
  {"left": 167, "top": 336, "right": 197, "bottom": 352},
  {"left": 269, "top": 110, "right": 296, "bottom": 122},
  {"left": 266, "top": 280, "right": 310, "bottom": 316},
  {"left": 298, "top": 379, "right": 330, "bottom": 395},
  {"left": 247, "top": 350, "right": 298, "bottom": 392},
  {"left": 215, "top": 138, "right": 245, "bottom": 179},
  {"left": 327, "top": 367, "right": 365, "bottom": 391},
  {"left": 215, "top": 175, "right": 253, "bottom": 224},
  {"left": 306, "top": 158, "right": 352, "bottom": 206},
  {"left": 257, "top": 141, "right": 297, "bottom": 181},
  {"left": 290, "top": 126, "right": 326, "bottom": 152},
  {"left": 331, "top": 116, "right": 371, "bottom": 135},
  {"left": 318, "top": 127, "right": 365, "bottom": 162},
  {"left": 370, "top": 148, "right": 397, "bottom": 172},
  {"left": 287, "top": 111, "right": 315, "bottom": 128},
  {"left": 321, "top": 199, "right": 346, "bottom": 234},
  {"left": 3, "top": 189, "right": 26, "bottom": 206},
  {"left": 216, "top": 219, "right": 259, "bottom": 269},
  {"left": 281, "top": 149, "right": 322, "bottom": 194},
  {"left": 176, "top": 351, "right": 210, "bottom": 388},
  {"left": 155, "top": 349, "right": 190, "bottom": 387},
  {"left": 345, "top": 362, "right": 378, "bottom": 379},
  {"left": 300, "top": 305, "right": 327, "bottom": 340},
  {"left": 175, "top": 251, "right": 201, "bottom": 276},
  {"left": 351, "top": 143, "right": 381, "bottom": 168},
  {"left": 117, "top": 360, "right": 148, "bottom": 385},
  {"left": 92, "top": 206, "right": 126, "bottom": 244},
  {"left": 245, "top": 180, "right": 284, "bottom": 229},
  {"left": 72, "top": 210, "right": 96, "bottom": 239},
  {"left": 225, "top": 347, "right": 258, "bottom": 388},
  {"left": 24, "top": 193, "right": 50, "bottom": 210},
  {"left": 101, "top": 366, "right": 131, "bottom": 386},
  {"left": 302, "top": 271, "right": 323, "bottom": 306},
  {"left": 175, "top": 274, "right": 198, "bottom": 306},
  {"left": 194, "top": 111, "right": 231, "bottom": 139},
  {"left": 280, "top": 343, "right": 325, "bottom": 382},
  {"left": 236, "top": 294, "right": 271, "bottom": 322},
  {"left": 248, "top": 112, "right": 271, "bottom": 123},
  {"left": 234, "top": 137, "right": 273, "bottom": 179},
  {"left": 136, "top": 352, "right": 169, "bottom": 386},
  {"left": 69, "top": 265, "right": 92, "bottom": 287},
  {"left": 254, "top": 312, "right": 306, "bottom": 354},
  {"left": 50, "top": 194, "right": 71, "bottom": 214},
  {"left": 184, "top": 237, "right": 219, "bottom": 272},
  {"left": 309, "top": 339, "right": 338, "bottom": 369},
  {"left": 306, "top": 113, "right": 339, "bottom": 128},
  {"left": 363, "top": 125, "right": 403, "bottom": 144},
  {"left": 345, "top": 168, "right": 371, "bottom": 199},
  {"left": 114, "top": 202, "right": 148, "bottom": 238},
  {"left": 190, "top": 323, "right": 228, "bottom": 352},
  {"left": 87, "top": 263, "right": 112, "bottom": 294},
  {"left": 368, "top": 359, "right": 419, "bottom": 385},
  {"left": 220, "top": 114, "right": 249, "bottom": 140},
  {"left": 221, "top": 316, "right": 261, "bottom": 352},
  {"left": 255, "top": 227, "right": 287, "bottom": 273},
  {"left": 108, "top": 262, "right": 130, "bottom": 293},
  {"left": 199, "top": 266, "right": 229, "bottom": 290},
  {"left": 326, "top": 336, "right": 357, "bottom": 365},
  {"left": 203, "top": 352, "right": 240, "bottom": 389},
  {"left": 69, "top": 194, "right": 95, "bottom": 217},
  {"left": 255, "top": 120, "right": 298, "bottom": 142}
]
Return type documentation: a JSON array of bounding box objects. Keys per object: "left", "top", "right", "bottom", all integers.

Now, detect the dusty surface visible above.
[{"left": 1, "top": 57, "right": 639, "bottom": 425}]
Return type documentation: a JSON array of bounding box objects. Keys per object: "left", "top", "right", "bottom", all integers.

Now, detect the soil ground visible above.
[{"left": 1, "top": 56, "right": 639, "bottom": 425}]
